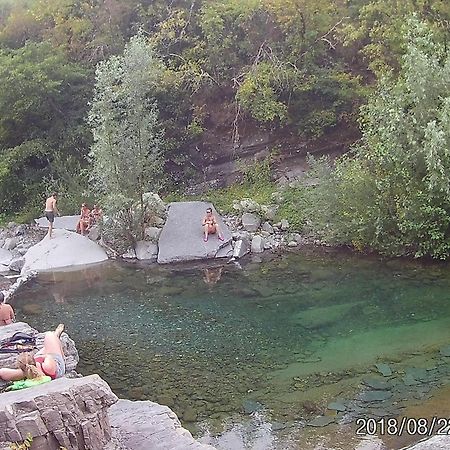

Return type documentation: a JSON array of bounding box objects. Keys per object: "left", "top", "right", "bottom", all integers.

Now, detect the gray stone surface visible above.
[
  {"left": 21, "top": 229, "right": 108, "bottom": 274},
  {"left": 157, "top": 202, "right": 232, "bottom": 264},
  {"left": 109, "top": 399, "right": 215, "bottom": 450},
  {"left": 135, "top": 241, "right": 158, "bottom": 261},
  {"left": 241, "top": 213, "right": 261, "bottom": 232},
  {"left": 144, "top": 226, "right": 162, "bottom": 241},
  {"left": 0, "top": 322, "right": 79, "bottom": 387},
  {"left": 0, "top": 374, "right": 117, "bottom": 450},
  {"left": 8, "top": 256, "right": 25, "bottom": 273},
  {"left": 35, "top": 215, "right": 80, "bottom": 231},
  {"left": 406, "top": 436, "right": 450, "bottom": 449},
  {"left": 88, "top": 225, "right": 100, "bottom": 241},
  {"left": 0, "top": 249, "right": 13, "bottom": 266},
  {"left": 2, "top": 238, "right": 18, "bottom": 251},
  {"left": 232, "top": 238, "right": 250, "bottom": 259},
  {"left": 251, "top": 235, "right": 266, "bottom": 253},
  {"left": 261, "top": 222, "right": 274, "bottom": 234}
]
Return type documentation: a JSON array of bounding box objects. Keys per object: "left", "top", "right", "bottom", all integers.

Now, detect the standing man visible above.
[
  {"left": 44, "top": 192, "right": 60, "bottom": 239},
  {"left": 0, "top": 292, "right": 15, "bottom": 326}
]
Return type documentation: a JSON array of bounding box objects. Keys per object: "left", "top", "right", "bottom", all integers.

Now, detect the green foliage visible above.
[
  {"left": 306, "top": 18, "right": 450, "bottom": 258},
  {"left": 9, "top": 433, "right": 33, "bottom": 450},
  {"left": 89, "top": 33, "right": 164, "bottom": 243}
]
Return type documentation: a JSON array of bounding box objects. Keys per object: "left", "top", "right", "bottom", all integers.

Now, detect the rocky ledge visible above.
[{"left": 0, "top": 323, "right": 214, "bottom": 450}]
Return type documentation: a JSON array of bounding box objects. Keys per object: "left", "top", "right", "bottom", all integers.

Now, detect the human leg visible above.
[
  {"left": 0, "top": 367, "right": 25, "bottom": 381},
  {"left": 203, "top": 224, "right": 209, "bottom": 242},
  {"left": 42, "top": 327, "right": 64, "bottom": 357}
]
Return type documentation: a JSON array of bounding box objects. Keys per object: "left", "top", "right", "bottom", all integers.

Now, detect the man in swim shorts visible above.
[
  {"left": 44, "top": 192, "right": 60, "bottom": 239},
  {"left": 0, "top": 292, "right": 14, "bottom": 326}
]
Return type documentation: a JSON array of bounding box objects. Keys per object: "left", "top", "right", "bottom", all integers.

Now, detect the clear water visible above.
[{"left": 9, "top": 249, "right": 450, "bottom": 449}]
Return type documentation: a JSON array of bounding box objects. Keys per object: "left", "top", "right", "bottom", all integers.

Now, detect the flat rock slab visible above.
[
  {"left": 109, "top": 399, "right": 215, "bottom": 450},
  {"left": 0, "top": 249, "right": 13, "bottom": 266},
  {"left": 157, "top": 202, "right": 232, "bottom": 264},
  {"left": 21, "top": 229, "right": 108, "bottom": 274},
  {"left": 35, "top": 215, "right": 80, "bottom": 231},
  {"left": 406, "top": 436, "right": 450, "bottom": 449}
]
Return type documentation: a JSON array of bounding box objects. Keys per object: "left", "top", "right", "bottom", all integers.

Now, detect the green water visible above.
[{"left": 9, "top": 249, "right": 450, "bottom": 448}]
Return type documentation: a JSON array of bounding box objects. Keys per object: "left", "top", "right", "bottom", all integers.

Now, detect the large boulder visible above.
[
  {"left": 35, "top": 215, "right": 80, "bottom": 231},
  {"left": 0, "top": 374, "right": 117, "bottom": 450},
  {"left": 241, "top": 213, "right": 261, "bottom": 232},
  {"left": 2, "top": 238, "right": 18, "bottom": 251},
  {"left": 109, "top": 399, "right": 215, "bottom": 450},
  {"left": 251, "top": 235, "right": 266, "bottom": 253},
  {"left": 157, "top": 202, "right": 232, "bottom": 264},
  {"left": 233, "top": 238, "right": 250, "bottom": 259},
  {"left": 21, "top": 230, "right": 108, "bottom": 275}
]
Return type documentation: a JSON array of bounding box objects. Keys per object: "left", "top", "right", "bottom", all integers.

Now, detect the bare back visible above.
[
  {"left": 0, "top": 303, "right": 14, "bottom": 325},
  {"left": 45, "top": 196, "right": 56, "bottom": 212}
]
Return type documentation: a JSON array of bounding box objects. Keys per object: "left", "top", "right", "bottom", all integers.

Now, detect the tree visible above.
[
  {"left": 307, "top": 17, "right": 450, "bottom": 259},
  {"left": 88, "top": 33, "right": 164, "bottom": 244}
]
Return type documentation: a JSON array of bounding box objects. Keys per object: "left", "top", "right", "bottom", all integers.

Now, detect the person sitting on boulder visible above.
[
  {"left": 202, "top": 207, "right": 224, "bottom": 242},
  {"left": 0, "top": 292, "right": 14, "bottom": 326},
  {"left": 89, "top": 204, "right": 103, "bottom": 226},
  {"left": 76, "top": 203, "right": 91, "bottom": 235},
  {"left": 0, "top": 324, "right": 66, "bottom": 381}
]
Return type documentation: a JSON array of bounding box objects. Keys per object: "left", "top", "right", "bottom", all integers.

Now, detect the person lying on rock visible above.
[
  {"left": 0, "top": 324, "right": 66, "bottom": 381},
  {"left": 202, "top": 207, "right": 224, "bottom": 242},
  {"left": 0, "top": 292, "right": 15, "bottom": 326},
  {"left": 76, "top": 203, "right": 91, "bottom": 235}
]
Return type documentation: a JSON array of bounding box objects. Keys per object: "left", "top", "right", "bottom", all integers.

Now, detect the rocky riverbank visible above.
[{"left": 0, "top": 322, "right": 214, "bottom": 450}]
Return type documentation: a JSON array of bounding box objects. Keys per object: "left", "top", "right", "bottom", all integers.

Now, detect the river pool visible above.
[{"left": 9, "top": 249, "right": 450, "bottom": 449}]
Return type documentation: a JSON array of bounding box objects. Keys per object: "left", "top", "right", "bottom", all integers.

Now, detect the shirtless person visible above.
[
  {"left": 202, "top": 207, "right": 224, "bottom": 242},
  {"left": 44, "top": 193, "right": 60, "bottom": 239},
  {"left": 0, "top": 292, "right": 15, "bottom": 326}
]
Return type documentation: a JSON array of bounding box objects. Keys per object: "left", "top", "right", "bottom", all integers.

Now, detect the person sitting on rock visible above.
[
  {"left": 0, "top": 292, "right": 14, "bottom": 326},
  {"left": 202, "top": 207, "right": 224, "bottom": 242},
  {"left": 0, "top": 324, "right": 66, "bottom": 381},
  {"left": 89, "top": 204, "right": 103, "bottom": 226},
  {"left": 76, "top": 203, "right": 91, "bottom": 235}
]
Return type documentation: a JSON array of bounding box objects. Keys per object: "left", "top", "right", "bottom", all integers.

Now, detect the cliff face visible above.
[{"left": 174, "top": 99, "right": 360, "bottom": 192}]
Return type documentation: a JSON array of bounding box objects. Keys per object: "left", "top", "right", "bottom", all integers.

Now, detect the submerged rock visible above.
[
  {"left": 307, "top": 416, "right": 335, "bottom": 427},
  {"left": 375, "top": 363, "right": 392, "bottom": 377}
]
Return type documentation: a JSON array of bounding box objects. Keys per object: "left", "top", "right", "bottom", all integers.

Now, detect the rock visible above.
[
  {"left": 0, "top": 322, "right": 79, "bottom": 380},
  {"left": 135, "top": 241, "right": 158, "bottom": 261},
  {"left": 260, "top": 205, "right": 278, "bottom": 221},
  {"left": 35, "top": 215, "right": 79, "bottom": 231},
  {"left": 359, "top": 390, "right": 392, "bottom": 402},
  {"left": 182, "top": 406, "right": 198, "bottom": 423},
  {"left": 8, "top": 256, "right": 25, "bottom": 273},
  {"left": 2, "top": 238, "right": 18, "bottom": 251},
  {"left": 0, "top": 264, "right": 9, "bottom": 274},
  {"left": 122, "top": 248, "right": 137, "bottom": 259},
  {"left": 0, "top": 374, "right": 117, "bottom": 450},
  {"left": 242, "top": 400, "right": 263, "bottom": 415},
  {"left": 375, "top": 363, "right": 392, "bottom": 377},
  {"left": 157, "top": 202, "right": 232, "bottom": 264},
  {"left": 288, "top": 241, "right": 297, "bottom": 247},
  {"left": 261, "top": 222, "right": 274, "bottom": 234},
  {"left": 152, "top": 217, "right": 165, "bottom": 227},
  {"left": 363, "top": 378, "right": 391, "bottom": 390},
  {"left": 21, "top": 229, "right": 108, "bottom": 275},
  {"left": 239, "top": 198, "right": 260, "bottom": 213},
  {"left": 142, "top": 192, "right": 166, "bottom": 216},
  {"left": 327, "top": 402, "right": 346, "bottom": 412},
  {"left": 0, "top": 249, "right": 13, "bottom": 266},
  {"left": 406, "top": 435, "right": 450, "bottom": 449},
  {"left": 144, "top": 227, "right": 161, "bottom": 242},
  {"left": 109, "top": 399, "right": 214, "bottom": 450},
  {"left": 280, "top": 219, "right": 289, "bottom": 231},
  {"left": 251, "top": 235, "right": 266, "bottom": 253},
  {"left": 88, "top": 225, "right": 100, "bottom": 241},
  {"left": 439, "top": 345, "right": 450, "bottom": 357},
  {"left": 241, "top": 213, "right": 261, "bottom": 232},
  {"left": 232, "top": 238, "right": 250, "bottom": 259},
  {"left": 14, "top": 225, "right": 27, "bottom": 236},
  {"left": 307, "top": 416, "right": 335, "bottom": 427}
]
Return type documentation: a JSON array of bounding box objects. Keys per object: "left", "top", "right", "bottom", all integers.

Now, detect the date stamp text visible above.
[{"left": 356, "top": 417, "right": 450, "bottom": 436}]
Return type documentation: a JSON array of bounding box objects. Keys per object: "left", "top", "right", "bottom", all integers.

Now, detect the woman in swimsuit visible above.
[
  {"left": 0, "top": 324, "right": 66, "bottom": 381},
  {"left": 202, "top": 207, "right": 224, "bottom": 242}
]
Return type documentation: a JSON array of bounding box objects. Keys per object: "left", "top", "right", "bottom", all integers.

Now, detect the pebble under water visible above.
[{"left": 10, "top": 249, "right": 450, "bottom": 449}]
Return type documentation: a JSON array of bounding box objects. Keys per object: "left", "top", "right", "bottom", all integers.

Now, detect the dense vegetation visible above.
[{"left": 0, "top": 0, "right": 449, "bottom": 257}]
